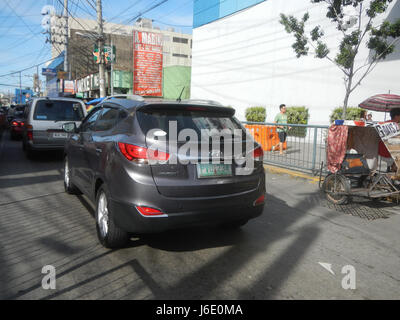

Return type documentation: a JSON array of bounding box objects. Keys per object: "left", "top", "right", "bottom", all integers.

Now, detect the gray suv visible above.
[
  {"left": 63, "top": 98, "right": 266, "bottom": 248},
  {"left": 22, "top": 97, "right": 86, "bottom": 158}
]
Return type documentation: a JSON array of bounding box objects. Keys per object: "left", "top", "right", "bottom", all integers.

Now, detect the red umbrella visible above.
[{"left": 359, "top": 94, "right": 400, "bottom": 112}]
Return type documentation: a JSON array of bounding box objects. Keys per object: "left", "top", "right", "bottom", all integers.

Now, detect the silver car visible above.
[{"left": 22, "top": 97, "right": 87, "bottom": 158}]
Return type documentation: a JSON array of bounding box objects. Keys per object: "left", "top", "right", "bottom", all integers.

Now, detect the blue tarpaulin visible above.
[{"left": 86, "top": 97, "right": 105, "bottom": 105}]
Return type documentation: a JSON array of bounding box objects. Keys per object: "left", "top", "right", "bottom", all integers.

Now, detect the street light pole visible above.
[{"left": 96, "top": 0, "right": 106, "bottom": 97}]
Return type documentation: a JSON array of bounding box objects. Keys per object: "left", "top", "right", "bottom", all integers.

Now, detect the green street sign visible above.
[{"left": 93, "top": 44, "right": 116, "bottom": 64}]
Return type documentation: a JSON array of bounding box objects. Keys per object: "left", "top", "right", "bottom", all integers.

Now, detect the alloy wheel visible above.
[{"left": 97, "top": 192, "right": 109, "bottom": 238}]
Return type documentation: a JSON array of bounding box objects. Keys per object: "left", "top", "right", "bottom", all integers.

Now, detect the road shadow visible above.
[
  {"left": 109, "top": 192, "right": 340, "bottom": 300},
  {"left": 0, "top": 174, "right": 62, "bottom": 189}
]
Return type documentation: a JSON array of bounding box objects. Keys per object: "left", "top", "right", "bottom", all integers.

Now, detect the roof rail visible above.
[
  {"left": 180, "top": 99, "right": 224, "bottom": 106},
  {"left": 102, "top": 94, "right": 145, "bottom": 102}
]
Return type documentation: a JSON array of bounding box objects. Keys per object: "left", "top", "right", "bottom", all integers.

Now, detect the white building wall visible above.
[{"left": 191, "top": 0, "right": 400, "bottom": 124}]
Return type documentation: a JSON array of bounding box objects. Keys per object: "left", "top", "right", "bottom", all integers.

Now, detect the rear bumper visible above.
[
  {"left": 110, "top": 199, "right": 265, "bottom": 234},
  {"left": 27, "top": 141, "right": 65, "bottom": 151},
  {"left": 11, "top": 127, "right": 23, "bottom": 135}
]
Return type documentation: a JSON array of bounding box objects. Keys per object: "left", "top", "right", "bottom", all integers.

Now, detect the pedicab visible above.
[{"left": 320, "top": 94, "right": 400, "bottom": 205}]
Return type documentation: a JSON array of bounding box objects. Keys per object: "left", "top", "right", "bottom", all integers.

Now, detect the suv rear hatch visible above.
[
  {"left": 31, "top": 99, "right": 85, "bottom": 145},
  {"left": 136, "top": 104, "right": 262, "bottom": 198}
]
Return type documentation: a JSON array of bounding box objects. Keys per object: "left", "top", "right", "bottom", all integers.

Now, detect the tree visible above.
[{"left": 280, "top": 0, "right": 400, "bottom": 118}]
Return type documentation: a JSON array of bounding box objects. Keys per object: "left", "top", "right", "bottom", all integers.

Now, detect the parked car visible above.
[
  {"left": 63, "top": 97, "right": 266, "bottom": 248},
  {"left": 22, "top": 97, "right": 87, "bottom": 158}
]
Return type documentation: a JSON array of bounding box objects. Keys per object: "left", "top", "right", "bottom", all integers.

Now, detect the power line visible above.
[
  {"left": 56, "top": 0, "right": 93, "bottom": 34},
  {"left": 84, "top": 0, "right": 97, "bottom": 12},
  {"left": 72, "top": 0, "right": 96, "bottom": 17},
  {"left": 152, "top": 19, "right": 192, "bottom": 28},
  {"left": 105, "top": 0, "right": 145, "bottom": 23},
  {"left": 108, "top": 0, "right": 169, "bottom": 35},
  {"left": 3, "top": 0, "right": 44, "bottom": 41},
  {"left": 0, "top": 56, "right": 63, "bottom": 78}
]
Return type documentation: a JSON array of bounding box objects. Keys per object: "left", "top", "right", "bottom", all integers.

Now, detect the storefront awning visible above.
[{"left": 47, "top": 51, "right": 64, "bottom": 70}]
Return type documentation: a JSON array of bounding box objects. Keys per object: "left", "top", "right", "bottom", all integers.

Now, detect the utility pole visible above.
[
  {"left": 19, "top": 71, "right": 22, "bottom": 104},
  {"left": 63, "top": 0, "right": 69, "bottom": 80},
  {"left": 96, "top": 0, "right": 106, "bottom": 97},
  {"left": 110, "top": 37, "right": 114, "bottom": 96}
]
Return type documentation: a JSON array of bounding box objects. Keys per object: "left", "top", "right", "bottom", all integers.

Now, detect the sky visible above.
[{"left": 0, "top": 0, "right": 194, "bottom": 95}]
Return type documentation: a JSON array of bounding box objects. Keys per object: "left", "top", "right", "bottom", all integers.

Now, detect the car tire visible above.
[
  {"left": 95, "top": 184, "right": 129, "bottom": 249},
  {"left": 64, "top": 157, "right": 82, "bottom": 195}
]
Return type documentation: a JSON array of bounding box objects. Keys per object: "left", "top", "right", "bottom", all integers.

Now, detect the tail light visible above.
[
  {"left": 27, "top": 124, "right": 33, "bottom": 141},
  {"left": 118, "top": 142, "right": 169, "bottom": 163},
  {"left": 12, "top": 121, "right": 24, "bottom": 127},
  {"left": 136, "top": 206, "right": 166, "bottom": 217},
  {"left": 253, "top": 194, "right": 265, "bottom": 206},
  {"left": 253, "top": 146, "right": 264, "bottom": 161}
]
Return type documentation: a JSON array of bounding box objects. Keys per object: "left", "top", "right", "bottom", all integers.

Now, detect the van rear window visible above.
[{"left": 33, "top": 100, "right": 84, "bottom": 121}]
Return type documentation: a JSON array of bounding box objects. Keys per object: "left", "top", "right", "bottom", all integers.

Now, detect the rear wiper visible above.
[{"left": 176, "top": 86, "right": 185, "bottom": 102}]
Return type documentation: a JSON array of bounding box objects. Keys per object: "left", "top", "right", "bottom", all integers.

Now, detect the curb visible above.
[{"left": 263, "top": 164, "right": 320, "bottom": 184}]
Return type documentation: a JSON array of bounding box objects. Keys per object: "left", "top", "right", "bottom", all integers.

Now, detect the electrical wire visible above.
[
  {"left": 3, "top": 0, "right": 44, "bottom": 41},
  {"left": 107, "top": 0, "right": 169, "bottom": 35}
]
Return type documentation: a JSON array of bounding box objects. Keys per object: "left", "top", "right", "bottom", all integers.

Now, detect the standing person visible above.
[{"left": 273, "top": 104, "right": 289, "bottom": 155}]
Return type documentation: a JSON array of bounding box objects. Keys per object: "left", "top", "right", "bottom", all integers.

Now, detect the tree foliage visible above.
[{"left": 280, "top": 0, "right": 400, "bottom": 119}]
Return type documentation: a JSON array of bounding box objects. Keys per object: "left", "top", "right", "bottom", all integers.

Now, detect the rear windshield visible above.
[
  {"left": 33, "top": 100, "right": 84, "bottom": 121},
  {"left": 137, "top": 109, "right": 244, "bottom": 139}
]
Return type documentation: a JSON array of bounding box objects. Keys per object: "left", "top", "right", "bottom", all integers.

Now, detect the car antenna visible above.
[{"left": 176, "top": 86, "right": 185, "bottom": 102}]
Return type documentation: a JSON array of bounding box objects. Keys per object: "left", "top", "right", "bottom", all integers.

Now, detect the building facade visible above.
[
  {"left": 48, "top": 17, "right": 192, "bottom": 99},
  {"left": 190, "top": 0, "right": 400, "bottom": 124}
]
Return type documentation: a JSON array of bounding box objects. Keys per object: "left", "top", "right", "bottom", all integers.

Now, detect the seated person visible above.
[{"left": 378, "top": 108, "right": 400, "bottom": 172}]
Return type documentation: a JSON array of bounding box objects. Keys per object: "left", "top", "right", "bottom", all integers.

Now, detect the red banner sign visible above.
[{"left": 133, "top": 31, "right": 163, "bottom": 97}]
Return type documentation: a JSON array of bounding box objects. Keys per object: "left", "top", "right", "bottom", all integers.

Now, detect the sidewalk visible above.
[{"left": 263, "top": 164, "right": 320, "bottom": 184}]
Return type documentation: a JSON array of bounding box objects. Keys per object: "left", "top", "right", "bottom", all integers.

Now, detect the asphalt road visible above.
[{"left": 0, "top": 129, "right": 399, "bottom": 300}]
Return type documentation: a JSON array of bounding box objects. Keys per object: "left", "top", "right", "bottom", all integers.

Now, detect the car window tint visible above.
[
  {"left": 81, "top": 108, "right": 102, "bottom": 132},
  {"left": 95, "top": 108, "right": 119, "bottom": 131},
  {"left": 33, "top": 100, "right": 84, "bottom": 121},
  {"left": 137, "top": 109, "right": 243, "bottom": 139}
]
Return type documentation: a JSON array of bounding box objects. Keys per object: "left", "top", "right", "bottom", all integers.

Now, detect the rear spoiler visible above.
[{"left": 136, "top": 103, "right": 235, "bottom": 116}]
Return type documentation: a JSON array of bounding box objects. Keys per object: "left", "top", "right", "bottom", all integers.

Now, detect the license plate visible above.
[
  {"left": 53, "top": 132, "right": 68, "bottom": 138},
  {"left": 197, "top": 163, "right": 232, "bottom": 178}
]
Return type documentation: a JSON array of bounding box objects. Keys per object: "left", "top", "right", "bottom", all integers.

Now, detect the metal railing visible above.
[{"left": 243, "top": 122, "right": 329, "bottom": 175}]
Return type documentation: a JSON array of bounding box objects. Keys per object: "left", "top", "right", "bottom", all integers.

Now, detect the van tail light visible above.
[
  {"left": 253, "top": 146, "right": 264, "bottom": 161},
  {"left": 253, "top": 194, "right": 265, "bottom": 206},
  {"left": 12, "top": 121, "right": 18, "bottom": 126},
  {"left": 118, "top": 142, "right": 169, "bottom": 163},
  {"left": 136, "top": 206, "right": 166, "bottom": 217},
  {"left": 27, "top": 124, "right": 33, "bottom": 141}
]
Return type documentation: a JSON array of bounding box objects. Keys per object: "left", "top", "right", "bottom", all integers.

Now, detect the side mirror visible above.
[{"left": 62, "top": 122, "right": 77, "bottom": 133}]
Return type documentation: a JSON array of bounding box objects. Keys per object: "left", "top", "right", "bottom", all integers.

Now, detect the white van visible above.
[{"left": 22, "top": 97, "right": 87, "bottom": 158}]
